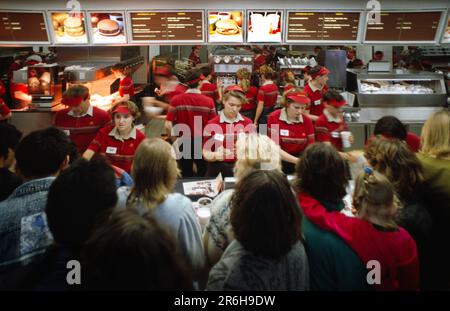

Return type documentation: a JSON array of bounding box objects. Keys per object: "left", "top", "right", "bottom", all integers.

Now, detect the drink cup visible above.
[
  {"left": 197, "top": 207, "right": 211, "bottom": 226},
  {"left": 341, "top": 131, "right": 352, "bottom": 148}
]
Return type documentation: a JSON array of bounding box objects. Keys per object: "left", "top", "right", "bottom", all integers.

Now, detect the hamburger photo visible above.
[
  {"left": 97, "top": 19, "right": 121, "bottom": 37},
  {"left": 64, "top": 16, "right": 85, "bottom": 37},
  {"left": 215, "top": 19, "right": 240, "bottom": 35}
]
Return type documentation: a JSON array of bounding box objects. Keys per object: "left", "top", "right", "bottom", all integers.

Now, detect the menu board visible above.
[
  {"left": 89, "top": 12, "right": 126, "bottom": 44},
  {"left": 247, "top": 11, "right": 282, "bottom": 43},
  {"left": 49, "top": 11, "right": 88, "bottom": 44},
  {"left": 0, "top": 11, "right": 49, "bottom": 43},
  {"left": 365, "top": 11, "right": 441, "bottom": 42},
  {"left": 442, "top": 15, "right": 450, "bottom": 43},
  {"left": 208, "top": 11, "right": 244, "bottom": 43},
  {"left": 129, "top": 11, "right": 203, "bottom": 42},
  {"left": 286, "top": 11, "right": 360, "bottom": 42}
]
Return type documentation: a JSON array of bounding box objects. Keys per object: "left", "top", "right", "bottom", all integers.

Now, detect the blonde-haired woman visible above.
[
  {"left": 417, "top": 110, "right": 450, "bottom": 290},
  {"left": 116, "top": 138, "right": 205, "bottom": 280},
  {"left": 203, "top": 133, "right": 282, "bottom": 270}
]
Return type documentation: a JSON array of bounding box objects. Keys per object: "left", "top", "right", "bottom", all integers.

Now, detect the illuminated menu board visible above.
[
  {"left": 0, "top": 11, "right": 49, "bottom": 44},
  {"left": 129, "top": 11, "right": 204, "bottom": 42},
  {"left": 286, "top": 11, "right": 360, "bottom": 42},
  {"left": 365, "top": 11, "right": 442, "bottom": 42}
]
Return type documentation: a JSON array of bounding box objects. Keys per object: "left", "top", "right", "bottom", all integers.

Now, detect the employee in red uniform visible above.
[
  {"left": 315, "top": 90, "right": 354, "bottom": 161},
  {"left": 165, "top": 68, "right": 217, "bottom": 177},
  {"left": 147, "top": 65, "right": 187, "bottom": 111},
  {"left": 281, "top": 70, "right": 297, "bottom": 94},
  {"left": 110, "top": 63, "right": 135, "bottom": 102},
  {"left": 189, "top": 45, "right": 202, "bottom": 66},
  {"left": 236, "top": 68, "right": 258, "bottom": 121},
  {"left": 54, "top": 84, "right": 111, "bottom": 154},
  {"left": 203, "top": 87, "right": 256, "bottom": 177},
  {"left": 254, "top": 65, "right": 279, "bottom": 126},
  {"left": 9, "top": 55, "right": 41, "bottom": 109},
  {"left": 7, "top": 54, "right": 26, "bottom": 81},
  {"left": 83, "top": 101, "right": 145, "bottom": 173},
  {"left": 304, "top": 65, "right": 330, "bottom": 122},
  {"left": 200, "top": 65, "right": 219, "bottom": 103},
  {"left": 0, "top": 98, "right": 11, "bottom": 122},
  {"left": 268, "top": 90, "right": 315, "bottom": 174}
]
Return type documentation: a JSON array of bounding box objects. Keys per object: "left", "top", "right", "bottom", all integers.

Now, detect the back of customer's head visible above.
[
  {"left": 82, "top": 209, "right": 193, "bottom": 290},
  {"left": 127, "top": 138, "right": 180, "bottom": 209},
  {"left": 15, "top": 127, "right": 72, "bottom": 179},
  {"left": 235, "top": 133, "right": 281, "bottom": 179},
  {"left": 353, "top": 168, "right": 399, "bottom": 229},
  {"left": 0, "top": 123, "right": 22, "bottom": 163},
  {"left": 231, "top": 170, "right": 302, "bottom": 259},
  {"left": 374, "top": 116, "right": 407, "bottom": 140},
  {"left": 421, "top": 110, "right": 450, "bottom": 159},
  {"left": 295, "top": 143, "right": 348, "bottom": 203},
  {"left": 365, "top": 136, "right": 424, "bottom": 199},
  {"left": 46, "top": 156, "right": 117, "bottom": 246}
]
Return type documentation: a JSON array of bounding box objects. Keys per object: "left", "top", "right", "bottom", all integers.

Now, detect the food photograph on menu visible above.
[
  {"left": 50, "top": 11, "right": 88, "bottom": 44},
  {"left": 247, "top": 10, "right": 282, "bottom": 43},
  {"left": 442, "top": 16, "right": 450, "bottom": 43},
  {"left": 208, "top": 11, "right": 244, "bottom": 43},
  {"left": 89, "top": 12, "right": 126, "bottom": 44}
]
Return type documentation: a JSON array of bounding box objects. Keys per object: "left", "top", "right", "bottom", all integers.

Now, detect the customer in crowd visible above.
[
  {"left": 82, "top": 210, "right": 193, "bottom": 290},
  {"left": 0, "top": 128, "right": 72, "bottom": 272},
  {"left": 116, "top": 138, "right": 205, "bottom": 280},
  {"left": 203, "top": 87, "right": 255, "bottom": 177},
  {"left": 371, "top": 116, "right": 421, "bottom": 152},
  {"left": 268, "top": 90, "right": 315, "bottom": 174},
  {"left": 207, "top": 170, "right": 309, "bottom": 290},
  {"left": 83, "top": 101, "right": 145, "bottom": 173},
  {"left": 294, "top": 143, "right": 370, "bottom": 291},
  {"left": 365, "top": 137, "right": 432, "bottom": 290},
  {"left": 204, "top": 133, "right": 282, "bottom": 270},
  {"left": 0, "top": 157, "right": 117, "bottom": 290},
  {"left": 165, "top": 68, "right": 217, "bottom": 177},
  {"left": 299, "top": 149, "right": 419, "bottom": 291},
  {"left": 254, "top": 65, "right": 278, "bottom": 126},
  {"left": 0, "top": 123, "right": 23, "bottom": 201},
  {"left": 236, "top": 68, "right": 258, "bottom": 121},
  {"left": 417, "top": 110, "right": 450, "bottom": 290},
  {"left": 54, "top": 84, "right": 111, "bottom": 154},
  {"left": 303, "top": 65, "right": 329, "bottom": 121}
]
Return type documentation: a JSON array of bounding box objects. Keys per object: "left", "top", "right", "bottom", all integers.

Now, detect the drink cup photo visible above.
[
  {"left": 341, "top": 131, "right": 352, "bottom": 148},
  {"left": 267, "top": 13, "right": 280, "bottom": 32}
]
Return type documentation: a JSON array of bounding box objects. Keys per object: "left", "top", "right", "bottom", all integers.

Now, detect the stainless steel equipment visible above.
[{"left": 211, "top": 48, "right": 254, "bottom": 89}]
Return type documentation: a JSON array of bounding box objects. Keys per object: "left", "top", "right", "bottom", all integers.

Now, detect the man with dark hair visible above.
[
  {"left": 0, "top": 123, "right": 23, "bottom": 201},
  {"left": 0, "top": 157, "right": 118, "bottom": 290},
  {"left": 165, "top": 68, "right": 217, "bottom": 177},
  {"left": 0, "top": 127, "right": 72, "bottom": 272},
  {"left": 373, "top": 116, "right": 420, "bottom": 152}
]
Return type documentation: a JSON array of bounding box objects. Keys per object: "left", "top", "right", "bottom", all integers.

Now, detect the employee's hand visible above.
[{"left": 349, "top": 134, "right": 354, "bottom": 144}]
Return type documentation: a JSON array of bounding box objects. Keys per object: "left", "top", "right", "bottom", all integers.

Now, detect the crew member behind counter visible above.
[
  {"left": 254, "top": 65, "right": 279, "bottom": 126},
  {"left": 203, "top": 86, "right": 256, "bottom": 177},
  {"left": 54, "top": 85, "right": 111, "bottom": 154},
  {"left": 109, "top": 63, "right": 135, "bottom": 103},
  {"left": 83, "top": 101, "right": 145, "bottom": 173},
  {"left": 268, "top": 90, "right": 315, "bottom": 175},
  {"left": 303, "top": 65, "right": 330, "bottom": 122}
]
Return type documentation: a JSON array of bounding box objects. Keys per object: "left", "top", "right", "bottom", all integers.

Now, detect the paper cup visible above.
[
  {"left": 197, "top": 207, "right": 211, "bottom": 226},
  {"left": 341, "top": 131, "right": 352, "bottom": 148}
]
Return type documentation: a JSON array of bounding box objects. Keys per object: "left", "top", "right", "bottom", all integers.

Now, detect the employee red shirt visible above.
[
  {"left": 0, "top": 80, "right": 6, "bottom": 97},
  {"left": 0, "top": 99, "right": 11, "bottom": 118},
  {"left": 315, "top": 110, "right": 349, "bottom": 151},
  {"left": 242, "top": 86, "right": 258, "bottom": 111},
  {"left": 166, "top": 91, "right": 217, "bottom": 137},
  {"left": 9, "top": 82, "right": 28, "bottom": 99},
  {"left": 284, "top": 84, "right": 295, "bottom": 93},
  {"left": 54, "top": 105, "right": 112, "bottom": 154},
  {"left": 256, "top": 82, "right": 278, "bottom": 108},
  {"left": 298, "top": 192, "right": 419, "bottom": 291},
  {"left": 87, "top": 124, "right": 145, "bottom": 173},
  {"left": 119, "top": 76, "right": 135, "bottom": 97},
  {"left": 200, "top": 81, "right": 219, "bottom": 102},
  {"left": 8, "top": 62, "right": 22, "bottom": 81},
  {"left": 203, "top": 112, "right": 255, "bottom": 162},
  {"left": 163, "top": 83, "right": 188, "bottom": 103},
  {"left": 267, "top": 109, "right": 315, "bottom": 155},
  {"left": 304, "top": 82, "right": 328, "bottom": 117},
  {"left": 405, "top": 132, "right": 420, "bottom": 153}
]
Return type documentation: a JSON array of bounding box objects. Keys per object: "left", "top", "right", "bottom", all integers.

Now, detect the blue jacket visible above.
[{"left": 0, "top": 177, "right": 55, "bottom": 273}]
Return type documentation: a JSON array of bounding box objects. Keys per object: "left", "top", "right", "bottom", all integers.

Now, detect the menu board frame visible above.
[
  {"left": 439, "top": 9, "right": 450, "bottom": 44},
  {"left": 363, "top": 10, "right": 445, "bottom": 44},
  {"left": 47, "top": 10, "right": 90, "bottom": 45},
  {"left": 246, "top": 10, "right": 283, "bottom": 44},
  {"left": 87, "top": 10, "right": 128, "bottom": 45},
  {"left": 0, "top": 10, "right": 51, "bottom": 45},
  {"left": 285, "top": 10, "right": 362, "bottom": 44},
  {"left": 207, "top": 9, "right": 246, "bottom": 44},
  {"left": 127, "top": 10, "right": 205, "bottom": 44}
]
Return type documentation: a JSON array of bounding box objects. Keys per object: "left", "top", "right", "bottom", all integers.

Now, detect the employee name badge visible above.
[
  {"left": 280, "top": 129, "right": 289, "bottom": 137},
  {"left": 214, "top": 133, "right": 225, "bottom": 142},
  {"left": 238, "top": 131, "right": 246, "bottom": 139},
  {"left": 331, "top": 131, "right": 340, "bottom": 138},
  {"left": 106, "top": 146, "right": 117, "bottom": 154},
  {"left": 64, "top": 130, "right": 70, "bottom": 136},
  {"left": 314, "top": 99, "right": 321, "bottom": 106}
]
